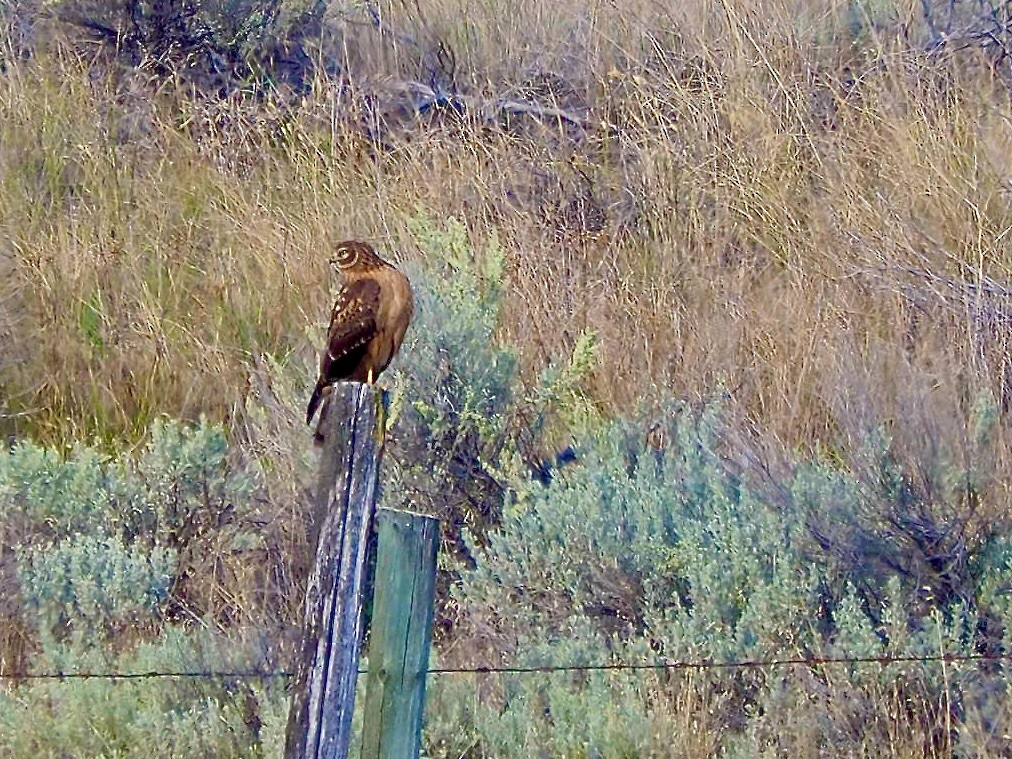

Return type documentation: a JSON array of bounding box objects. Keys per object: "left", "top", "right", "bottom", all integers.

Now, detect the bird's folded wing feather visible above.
[
  {"left": 321, "top": 278, "right": 381, "bottom": 381},
  {"left": 306, "top": 278, "right": 382, "bottom": 425}
]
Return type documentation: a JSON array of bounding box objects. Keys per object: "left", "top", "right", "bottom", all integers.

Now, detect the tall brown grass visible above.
[{"left": 2, "top": 0, "right": 1011, "bottom": 508}]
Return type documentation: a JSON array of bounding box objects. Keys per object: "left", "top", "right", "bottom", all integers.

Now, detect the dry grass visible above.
[{"left": 2, "top": 1, "right": 1012, "bottom": 500}]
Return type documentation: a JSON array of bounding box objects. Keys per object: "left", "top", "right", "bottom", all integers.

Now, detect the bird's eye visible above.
[{"left": 333, "top": 245, "right": 359, "bottom": 269}]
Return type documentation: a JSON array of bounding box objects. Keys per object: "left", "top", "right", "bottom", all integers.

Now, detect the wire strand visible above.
[
  {"left": 0, "top": 670, "right": 292, "bottom": 681},
  {"left": 2, "top": 651, "right": 1009, "bottom": 681},
  {"left": 426, "top": 651, "right": 1012, "bottom": 675}
]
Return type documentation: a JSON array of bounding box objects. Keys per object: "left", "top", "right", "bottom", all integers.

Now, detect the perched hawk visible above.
[{"left": 306, "top": 240, "right": 414, "bottom": 442}]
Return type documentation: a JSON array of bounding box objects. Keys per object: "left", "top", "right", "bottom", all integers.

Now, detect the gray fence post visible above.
[{"left": 285, "top": 383, "right": 387, "bottom": 759}]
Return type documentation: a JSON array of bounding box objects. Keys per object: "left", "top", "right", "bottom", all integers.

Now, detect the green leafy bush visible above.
[
  {"left": 127, "top": 417, "right": 258, "bottom": 548},
  {"left": 14, "top": 0, "right": 323, "bottom": 93},
  {"left": 459, "top": 399, "right": 819, "bottom": 659},
  {"left": 793, "top": 391, "right": 999, "bottom": 618},
  {"left": 403, "top": 214, "right": 516, "bottom": 436}
]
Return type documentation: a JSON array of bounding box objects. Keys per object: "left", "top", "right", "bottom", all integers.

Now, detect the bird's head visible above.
[{"left": 329, "top": 240, "right": 385, "bottom": 274}]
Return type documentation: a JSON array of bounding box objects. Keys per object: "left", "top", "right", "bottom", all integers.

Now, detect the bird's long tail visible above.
[{"left": 306, "top": 381, "right": 326, "bottom": 425}]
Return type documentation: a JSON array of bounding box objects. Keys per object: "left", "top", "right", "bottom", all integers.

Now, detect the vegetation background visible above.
[{"left": 3, "top": 0, "right": 1012, "bottom": 755}]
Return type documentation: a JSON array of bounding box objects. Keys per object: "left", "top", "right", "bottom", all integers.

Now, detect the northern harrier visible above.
[{"left": 306, "top": 240, "right": 414, "bottom": 442}]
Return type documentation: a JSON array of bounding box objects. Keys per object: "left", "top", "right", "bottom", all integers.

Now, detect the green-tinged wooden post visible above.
[
  {"left": 361, "top": 508, "right": 440, "bottom": 759},
  {"left": 285, "top": 383, "right": 387, "bottom": 759}
]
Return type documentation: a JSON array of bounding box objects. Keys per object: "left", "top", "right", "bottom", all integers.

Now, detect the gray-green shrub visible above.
[
  {"left": 1, "top": 417, "right": 258, "bottom": 547},
  {"left": 429, "top": 396, "right": 995, "bottom": 757},
  {"left": 0, "top": 626, "right": 288, "bottom": 758},
  {"left": 17, "top": 533, "right": 176, "bottom": 650}
]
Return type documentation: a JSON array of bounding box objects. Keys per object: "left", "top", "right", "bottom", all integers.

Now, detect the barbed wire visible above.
[
  {"left": 426, "top": 651, "right": 1011, "bottom": 675},
  {"left": 2, "top": 650, "right": 1010, "bottom": 682},
  {"left": 0, "top": 669, "right": 292, "bottom": 681}
]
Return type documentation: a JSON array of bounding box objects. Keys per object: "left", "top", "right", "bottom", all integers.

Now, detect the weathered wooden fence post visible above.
[
  {"left": 285, "top": 383, "right": 387, "bottom": 759},
  {"left": 361, "top": 508, "right": 440, "bottom": 759}
]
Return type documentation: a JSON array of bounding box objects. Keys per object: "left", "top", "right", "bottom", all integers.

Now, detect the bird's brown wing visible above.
[{"left": 306, "top": 278, "right": 381, "bottom": 424}]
